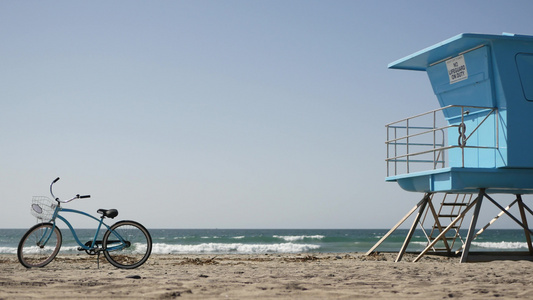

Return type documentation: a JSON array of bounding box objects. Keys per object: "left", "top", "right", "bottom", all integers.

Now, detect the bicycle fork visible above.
[{"left": 38, "top": 225, "right": 56, "bottom": 248}]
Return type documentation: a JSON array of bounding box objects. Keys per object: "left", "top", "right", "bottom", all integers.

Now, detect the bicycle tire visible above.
[
  {"left": 102, "top": 220, "right": 152, "bottom": 269},
  {"left": 17, "top": 223, "right": 62, "bottom": 268}
]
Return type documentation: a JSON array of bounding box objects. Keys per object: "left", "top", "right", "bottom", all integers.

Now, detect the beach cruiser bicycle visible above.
[{"left": 17, "top": 178, "right": 152, "bottom": 269}]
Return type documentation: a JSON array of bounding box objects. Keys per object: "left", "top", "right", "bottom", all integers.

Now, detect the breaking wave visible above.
[
  {"left": 472, "top": 241, "right": 528, "bottom": 249},
  {"left": 152, "top": 242, "right": 321, "bottom": 254},
  {"left": 273, "top": 235, "right": 325, "bottom": 242}
]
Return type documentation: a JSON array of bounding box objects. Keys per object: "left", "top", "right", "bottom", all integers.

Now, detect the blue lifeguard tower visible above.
[{"left": 367, "top": 33, "right": 533, "bottom": 262}]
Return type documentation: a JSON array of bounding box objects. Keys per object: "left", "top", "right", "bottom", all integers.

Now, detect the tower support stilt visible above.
[
  {"left": 367, "top": 189, "right": 533, "bottom": 262},
  {"left": 460, "top": 189, "right": 485, "bottom": 263}
]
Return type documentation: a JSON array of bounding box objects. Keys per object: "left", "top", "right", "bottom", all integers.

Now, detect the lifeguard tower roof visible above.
[
  {"left": 385, "top": 33, "right": 533, "bottom": 194},
  {"left": 389, "top": 33, "right": 533, "bottom": 71}
]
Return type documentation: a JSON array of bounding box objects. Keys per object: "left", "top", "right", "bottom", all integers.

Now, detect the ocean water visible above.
[{"left": 1, "top": 228, "right": 531, "bottom": 255}]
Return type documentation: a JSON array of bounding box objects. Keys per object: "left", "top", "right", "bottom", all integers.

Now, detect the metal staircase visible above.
[{"left": 421, "top": 193, "right": 474, "bottom": 254}]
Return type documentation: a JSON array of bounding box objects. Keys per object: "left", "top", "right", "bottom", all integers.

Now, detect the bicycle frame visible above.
[{"left": 43, "top": 205, "right": 127, "bottom": 252}]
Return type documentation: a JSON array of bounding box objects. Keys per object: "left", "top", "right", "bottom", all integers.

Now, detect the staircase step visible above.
[
  {"left": 432, "top": 226, "right": 460, "bottom": 230},
  {"left": 438, "top": 214, "right": 459, "bottom": 218}
]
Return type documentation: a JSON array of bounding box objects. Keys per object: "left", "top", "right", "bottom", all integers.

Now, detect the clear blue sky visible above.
[{"left": 2, "top": 1, "right": 532, "bottom": 229}]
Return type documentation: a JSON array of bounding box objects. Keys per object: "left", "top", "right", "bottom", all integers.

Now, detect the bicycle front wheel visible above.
[
  {"left": 18, "top": 223, "right": 62, "bottom": 268},
  {"left": 103, "top": 220, "right": 152, "bottom": 269}
]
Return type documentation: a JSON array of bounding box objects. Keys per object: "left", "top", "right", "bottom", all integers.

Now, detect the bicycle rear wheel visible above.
[
  {"left": 18, "top": 223, "right": 62, "bottom": 268},
  {"left": 103, "top": 220, "right": 152, "bottom": 269}
]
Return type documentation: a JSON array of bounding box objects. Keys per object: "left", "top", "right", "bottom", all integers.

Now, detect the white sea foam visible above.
[
  {"left": 232, "top": 236, "right": 245, "bottom": 239},
  {"left": 6, "top": 245, "right": 57, "bottom": 254},
  {"left": 1, "top": 243, "right": 320, "bottom": 255},
  {"left": 273, "top": 235, "right": 325, "bottom": 242},
  {"left": 61, "top": 246, "right": 81, "bottom": 252},
  {"left": 472, "top": 241, "right": 527, "bottom": 249},
  {"left": 151, "top": 243, "right": 320, "bottom": 254},
  {"left": 0, "top": 245, "right": 81, "bottom": 255},
  {"left": 410, "top": 241, "right": 528, "bottom": 250},
  {"left": 0, "top": 247, "right": 16, "bottom": 254},
  {"left": 412, "top": 241, "right": 429, "bottom": 246}
]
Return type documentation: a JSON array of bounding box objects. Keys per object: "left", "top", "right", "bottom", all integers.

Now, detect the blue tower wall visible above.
[
  {"left": 426, "top": 44, "right": 501, "bottom": 168},
  {"left": 491, "top": 38, "right": 533, "bottom": 168}
]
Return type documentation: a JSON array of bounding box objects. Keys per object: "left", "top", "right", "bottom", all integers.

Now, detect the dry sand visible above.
[{"left": 1, "top": 253, "right": 533, "bottom": 299}]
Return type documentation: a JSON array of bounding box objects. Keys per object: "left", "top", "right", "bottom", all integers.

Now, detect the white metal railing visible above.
[{"left": 386, "top": 105, "right": 498, "bottom": 177}]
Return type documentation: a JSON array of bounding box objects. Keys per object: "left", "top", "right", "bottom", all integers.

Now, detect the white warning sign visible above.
[{"left": 446, "top": 55, "right": 468, "bottom": 84}]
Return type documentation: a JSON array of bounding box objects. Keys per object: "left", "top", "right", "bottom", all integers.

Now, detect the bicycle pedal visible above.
[{"left": 77, "top": 247, "right": 85, "bottom": 251}]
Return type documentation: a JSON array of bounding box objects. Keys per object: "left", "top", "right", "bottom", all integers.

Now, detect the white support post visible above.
[
  {"left": 365, "top": 194, "right": 431, "bottom": 256},
  {"left": 395, "top": 194, "right": 430, "bottom": 262},
  {"left": 460, "top": 189, "right": 485, "bottom": 263},
  {"left": 516, "top": 195, "right": 533, "bottom": 254}
]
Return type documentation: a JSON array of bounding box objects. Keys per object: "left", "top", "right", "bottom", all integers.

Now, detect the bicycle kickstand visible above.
[{"left": 97, "top": 251, "right": 100, "bottom": 269}]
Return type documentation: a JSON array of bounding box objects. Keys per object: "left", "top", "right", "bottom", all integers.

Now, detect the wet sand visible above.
[{"left": 2, "top": 253, "right": 533, "bottom": 299}]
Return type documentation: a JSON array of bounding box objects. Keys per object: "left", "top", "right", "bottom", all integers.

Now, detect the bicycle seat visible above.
[{"left": 97, "top": 209, "right": 118, "bottom": 219}]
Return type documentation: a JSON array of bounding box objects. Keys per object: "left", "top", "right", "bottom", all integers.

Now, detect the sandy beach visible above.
[{"left": 2, "top": 253, "right": 533, "bottom": 299}]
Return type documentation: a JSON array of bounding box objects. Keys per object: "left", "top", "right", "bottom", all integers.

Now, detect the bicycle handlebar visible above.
[
  {"left": 50, "top": 177, "right": 91, "bottom": 203},
  {"left": 61, "top": 194, "right": 91, "bottom": 203}
]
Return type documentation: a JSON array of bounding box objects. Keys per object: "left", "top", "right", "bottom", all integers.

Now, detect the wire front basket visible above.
[{"left": 31, "top": 196, "right": 57, "bottom": 222}]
